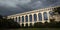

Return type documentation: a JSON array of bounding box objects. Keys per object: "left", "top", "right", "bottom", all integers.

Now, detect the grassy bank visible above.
[{"left": 0, "top": 28, "right": 60, "bottom": 30}]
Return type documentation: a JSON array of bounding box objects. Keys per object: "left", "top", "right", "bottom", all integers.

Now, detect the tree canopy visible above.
[{"left": 53, "top": 7, "right": 60, "bottom": 14}]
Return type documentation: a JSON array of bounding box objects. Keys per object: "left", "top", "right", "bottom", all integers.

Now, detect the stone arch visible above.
[
  {"left": 22, "top": 16, "right": 24, "bottom": 22},
  {"left": 43, "top": 12, "right": 48, "bottom": 20},
  {"left": 49, "top": 11, "right": 54, "bottom": 15},
  {"left": 38, "top": 13, "right": 42, "bottom": 21},
  {"left": 29, "top": 15, "right": 32, "bottom": 22},
  {"left": 30, "top": 23, "right": 32, "bottom": 27},
  {"left": 34, "top": 14, "right": 37, "bottom": 22},
  {"left": 25, "top": 15, "right": 28, "bottom": 22}
]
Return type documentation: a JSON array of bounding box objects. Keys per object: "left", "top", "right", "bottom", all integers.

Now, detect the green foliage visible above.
[
  {"left": 53, "top": 7, "right": 60, "bottom": 14},
  {"left": 0, "top": 15, "right": 20, "bottom": 28}
]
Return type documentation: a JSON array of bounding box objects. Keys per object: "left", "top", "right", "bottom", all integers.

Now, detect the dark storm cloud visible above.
[{"left": 0, "top": 0, "right": 60, "bottom": 16}]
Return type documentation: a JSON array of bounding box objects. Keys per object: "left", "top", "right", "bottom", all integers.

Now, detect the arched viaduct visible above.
[{"left": 7, "top": 6, "right": 60, "bottom": 27}]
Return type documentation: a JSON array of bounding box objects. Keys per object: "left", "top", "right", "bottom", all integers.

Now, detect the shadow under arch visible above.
[
  {"left": 34, "top": 14, "right": 37, "bottom": 22},
  {"left": 29, "top": 23, "right": 32, "bottom": 28},
  {"left": 22, "top": 23, "right": 24, "bottom": 28},
  {"left": 25, "top": 23, "right": 28, "bottom": 28},
  {"left": 29, "top": 15, "right": 32, "bottom": 22},
  {"left": 25, "top": 15, "right": 28, "bottom": 22},
  {"left": 43, "top": 12, "right": 48, "bottom": 20},
  {"left": 38, "top": 13, "right": 42, "bottom": 21},
  {"left": 22, "top": 16, "right": 24, "bottom": 22}
]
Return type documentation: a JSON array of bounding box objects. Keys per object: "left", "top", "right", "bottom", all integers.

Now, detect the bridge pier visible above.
[
  {"left": 37, "top": 13, "right": 39, "bottom": 22},
  {"left": 14, "top": 17, "right": 16, "bottom": 22},
  {"left": 32, "top": 22, "right": 34, "bottom": 26},
  {"left": 20, "top": 23, "right": 22, "bottom": 27},
  {"left": 28, "top": 22, "right": 30, "bottom": 26},
  {"left": 24, "top": 23, "right": 26, "bottom": 27},
  {"left": 47, "top": 12, "right": 50, "bottom": 23},
  {"left": 41, "top": 12, "right": 45, "bottom": 23}
]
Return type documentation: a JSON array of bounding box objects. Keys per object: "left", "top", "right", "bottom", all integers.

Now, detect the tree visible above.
[
  {"left": 53, "top": 7, "right": 60, "bottom": 14},
  {"left": 0, "top": 15, "right": 20, "bottom": 28},
  {"left": 0, "top": 15, "right": 3, "bottom": 19}
]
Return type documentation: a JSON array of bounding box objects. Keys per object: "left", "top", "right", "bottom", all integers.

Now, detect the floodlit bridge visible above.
[{"left": 7, "top": 6, "right": 60, "bottom": 27}]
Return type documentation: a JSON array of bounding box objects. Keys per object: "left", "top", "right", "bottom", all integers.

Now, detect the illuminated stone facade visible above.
[{"left": 7, "top": 6, "right": 60, "bottom": 27}]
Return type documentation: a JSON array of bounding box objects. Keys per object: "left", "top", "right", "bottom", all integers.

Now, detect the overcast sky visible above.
[{"left": 0, "top": 0, "right": 60, "bottom": 16}]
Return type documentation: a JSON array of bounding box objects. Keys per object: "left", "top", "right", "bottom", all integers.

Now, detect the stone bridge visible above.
[{"left": 7, "top": 6, "right": 60, "bottom": 27}]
